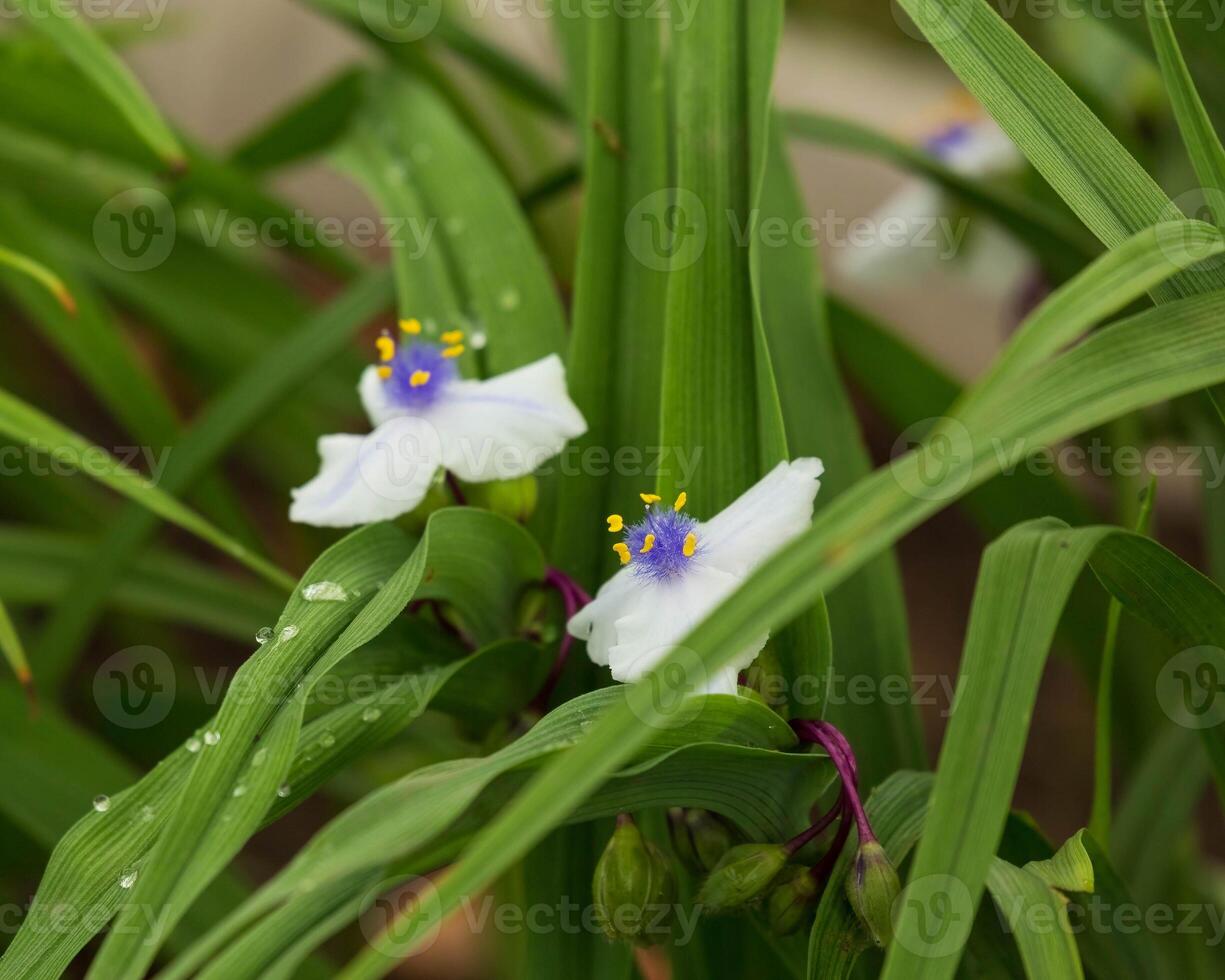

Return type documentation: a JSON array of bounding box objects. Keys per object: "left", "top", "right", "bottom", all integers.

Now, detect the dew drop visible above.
[
  {"left": 92, "top": 794, "right": 111, "bottom": 813},
  {"left": 469, "top": 330, "right": 488, "bottom": 350},
  {"left": 279, "top": 625, "right": 299, "bottom": 642},
  {"left": 232, "top": 785, "right": 247, "bottom": 798},
  {"left": 302, "top": 581, "right": 348, "bottom": 603},
  {"left": 276, "top": 783, "right": 291, "bottom": 799},
  {"left": 320, "top": 732, "right": 336, "bottom": 749},
  {"left": 137, "top": 805, "right": 155, "bottom": 824},
  {"left": 498, "top": 288, "right": 521, "bottom": 312},
  {"left": 251, "top": 748, "right": 268, "bottom": 768},
  {"left": 185, "top": 736, "right": 202, "bottom": 754},
  {"left": 204, "top": 730, "right": 221, "bottom": 746},
  {"left": 361, "top": 706, "right": 382, "bottom": 723},
  {"left": 255, "top": 626, "right": 274, "bottom": 646},
  {"left": 118, "top": 868, "right": 138, "bottom": 890}
]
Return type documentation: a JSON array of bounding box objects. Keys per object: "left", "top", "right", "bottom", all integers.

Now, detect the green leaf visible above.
[
  {"left": 0, "top": 384, "right": 292, "bottom": 590},
  {"left": 2, "top": 509, "right": 544, "bottom": 979},
  {"left": 658, "top": 0, "right": 785, "bottom": 506},
  {"left": 9, "top": 0, "right": 184, "bottom": 168},
  {"left": 0, "top": 525, "right": 281, "bottom": 643},
  {"left": 881, "top": 521, "right": 1225, "bottom": 979},
  {"left": 895, "top": 0, "right": 1225, "bottom": 301},
  {"left": 339, "top": 73, "right": 566, "bottom": 375},
  {"left": 29, "top": 269, "right": 393, "bottom": 690},
  {"left": 1145, "top": 0, "right": 1225, "bottom": 216},
  {"left": 550, "top": 8, "right": 668, "bottom": 585},
  {"left": 1022, "top": 830, "right": 1095, "bottom": 894},
  {"left": 193, "top": 694, "right": 824, "bottom": 980},
  {"left": 0, "top": 601, "right": 33, "bottom": 702},
  {"left": 984, "top": 858, "right": 1085, "bottom": 980},
  {"left": 229, "top": 67, "right": 367, "bottom": 174},
  {"left": 0, "top": 241, "right": 73, "bottom": 313}
]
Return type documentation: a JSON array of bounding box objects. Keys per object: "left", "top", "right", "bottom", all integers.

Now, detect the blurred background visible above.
[{"left": 1, "top": 1, "right": 1221, "bottom": 976}]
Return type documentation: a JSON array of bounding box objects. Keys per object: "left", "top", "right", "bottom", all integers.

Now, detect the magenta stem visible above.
[
  {"left": 791, "top": 719, "right": 875, "bottom": 845},
  {"left": 785, "top": 788, "right": 845, "bottom": 855},
  {"left": 529, "top": 568, "right": 591, "bottom": 713}
]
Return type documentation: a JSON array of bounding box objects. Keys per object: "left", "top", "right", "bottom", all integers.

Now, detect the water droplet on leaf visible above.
[
  {"left": 119, "top": 869, "right": 138, "bottom": 889},
  {"left": 92, "top": 795, "right": 110, "bottom": 813},
  {"left": 204, "top": 730, "right": 221, "bottom": 746},
  {"left": 302, "top": 581, "right": 348, "bottom": 602}
]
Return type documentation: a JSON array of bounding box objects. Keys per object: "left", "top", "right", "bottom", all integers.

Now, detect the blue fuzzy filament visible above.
[
  {"left": 384, "top": 342, "right": 458, "bottom": 409},
  {"left": 624, "top": 506, "right": 699, "bottom": 582}
]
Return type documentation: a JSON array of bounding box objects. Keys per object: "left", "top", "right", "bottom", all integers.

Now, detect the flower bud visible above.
[
  {"left": 695, "top": 843, "right": 789, "bottom": 914},
  {"left": 668, "top": 808, "right": 734, "bottom": 874},
  {"left": 466, "top": 475, "right": 538, "bottom": 523},
  {"left": 844, "top": 840, "right": 900, "bottom": 948},
  {"left": 767, "top": 865, "right": 820, "bottom": 936},
  {"left": 592, "top": 815, "right": 675, "bottom": 946}
]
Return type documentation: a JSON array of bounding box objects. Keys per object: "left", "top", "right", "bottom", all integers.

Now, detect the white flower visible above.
[
  {"left": 290, "top": 321, "right": 587, "bottom": 527},
  {"left": 567, "top": 458, "right": 823, "bottom": 695},
  {"left": 838, "top": 102, "right": 1030, "bottom": 295}
]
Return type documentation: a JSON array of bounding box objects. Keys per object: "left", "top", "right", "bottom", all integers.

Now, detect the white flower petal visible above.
[
  {"left": 427, "top": 354, "right": 587, "bottom": 483},
  {"left": 567, "top": 567, "right": 641, "bottom": 667},
  {"left": 697, "top": 458, "right": 823, "bottom": 577},
  {"left": 359, "top": 365, "right": 404, "bottom": 428},
  {"left": 574, "top": 563, "right": 767, "bottom": 695},
  {"left": 289, "top": 417, "right": 443, "bottom": 527}
]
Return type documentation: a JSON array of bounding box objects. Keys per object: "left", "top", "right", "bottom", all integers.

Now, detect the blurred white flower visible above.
[
  {"left": 568, "top": 459, "right": 823, "bottom": 694},
  {"left": 838, "top": 96, "right": 1031, "bottom": 296},
  {"left": 290, "top": 320, "right": 586, "bottom": 527}
]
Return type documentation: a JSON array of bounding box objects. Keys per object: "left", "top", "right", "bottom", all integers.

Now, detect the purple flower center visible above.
[
  {"left": 624, "top": 505, "right": 699, "bottom": 582},
  {"left": 383, "top": 342, "right": 458, "bottom": 409}
]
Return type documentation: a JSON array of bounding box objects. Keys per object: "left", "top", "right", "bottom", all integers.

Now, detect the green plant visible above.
[{"left": 0, "top": 0, "right": 1222, "bottom": 977}]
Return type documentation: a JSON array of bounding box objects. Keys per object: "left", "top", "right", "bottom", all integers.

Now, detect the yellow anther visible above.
[
  {"left": 673, "top": 491, "right": 687, "bottom": 512},
  {"left": 440, "top": 330, "right": 464, "bottom": 344},
  {"left": 683, "top": 532, "right": 697, "bottom": 557},
  {"left": 612, "top": 542, "right": 631, "bottom": 565},
  {"left": 376, "top": 336, "right": 396, "bottom": 362},
  {"left": 639, "top": 533, "right": 656, "bottom": 554},
  {"left": 400, "top": 318, "right": 422, "bottom": 335},
  {"left": 409, "top": 370, "right": 431, "bottom": 388},
  {"left": 640, "top": 493, "right": 661, "bottom": 504},
  {"left": 377, "top": 366, "right": 393, "bottom": 380},
  {"left": 607, "top": 514, "right": 624, "bottom": 533},
  {"left": 442, "top": 344, "right": 465, "bottom": 359}
]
